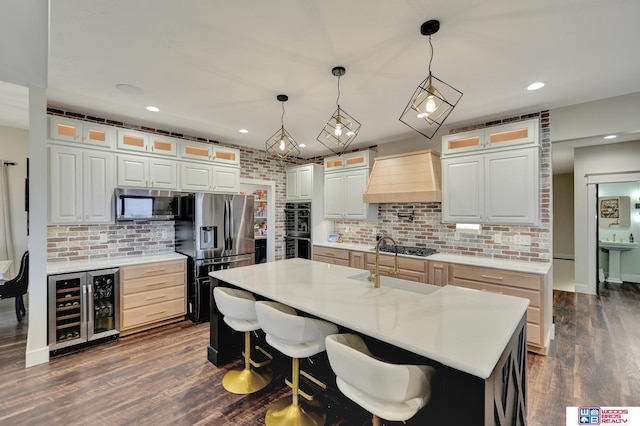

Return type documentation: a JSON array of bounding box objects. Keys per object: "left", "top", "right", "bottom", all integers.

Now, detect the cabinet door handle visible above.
[
  {"left": 146, "top": 310, "right": 166, "bottom": 317},
  {"left": 146, "top": 281, "right": 166, "bottom": 286},
  {"left": 146, "top": 295, "right": 166, "bottom": 301},
  {"left": 481, "top": 274, "right": 503, "bottom": 280},
  {"left": 433, "top": 265, "right": 443, "bottom": 270}
]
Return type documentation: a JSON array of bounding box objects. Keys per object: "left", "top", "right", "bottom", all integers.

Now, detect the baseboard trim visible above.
[
  {"left": 25, "top": 334, "right": 49, "bottom": 368},
  {"left": 553, "top": 253, "right": 575, "bottom": 261}
]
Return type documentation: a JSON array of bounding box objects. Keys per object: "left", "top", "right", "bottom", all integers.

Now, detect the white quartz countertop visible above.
[
  {"left": 47, "top": 252, "right": 187, "bottom": 275},
  {"left": 314, "top": 242, "right": 551, "bottom": 275},
  {"left": 210, "top": 258, "right": 529, "bottom": 379}
]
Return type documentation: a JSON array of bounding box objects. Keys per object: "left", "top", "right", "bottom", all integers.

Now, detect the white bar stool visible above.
[
  {"left": 255, "top": 300, "right": 339, "bottom": 426},
  {"left": 213, "top": 287, "right": 272, "bottom": 394},
  {"left": 325, "top": 333, "right": 436, "bottom": 426}
]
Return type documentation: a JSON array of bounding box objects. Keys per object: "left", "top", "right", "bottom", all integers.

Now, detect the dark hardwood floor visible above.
[{"left": 0, "top": 285, "right": 639, "bottom": 426}]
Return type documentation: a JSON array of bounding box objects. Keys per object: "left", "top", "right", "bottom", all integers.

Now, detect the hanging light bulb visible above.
[
  {"left": 399, "top": 20, "right": 463, "bottom": 139},
  {"left": 334, "top": 121, "right": 343, "bottom": 137},
  {"left": 265, "top": 94, "right": 300, "bottom": 160},
  {"left": 317, "top": 66, "right": 361, "bottom": 156}
]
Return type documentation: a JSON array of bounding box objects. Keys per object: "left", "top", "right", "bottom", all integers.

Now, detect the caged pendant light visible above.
[
  {"left": 399, "top": 20, "right": 463, "bottom": 139},
  {"left": 265, "top": 94, "right": 300, "bottom": 160},
  {"left": 316, "top": 66, "right": 361, "bottom": 156}
]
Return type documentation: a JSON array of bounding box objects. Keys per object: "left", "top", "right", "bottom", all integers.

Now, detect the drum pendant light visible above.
[
  {"left": 316, "top": 66, "right": 361, "bottom": 156},
  {"left": 265, "top": 94, "right": 300, "bottom": 160},
  {"left": 399, "top": 20, "right": 463, "bottom": 139}
]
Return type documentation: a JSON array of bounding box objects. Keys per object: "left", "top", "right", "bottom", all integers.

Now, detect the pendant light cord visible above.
[
  {"left": 336, "top": 75, "right": 341, "bottom": 108},
  {"left": 427, "top": 35, "right": 434, "bottom": 75},
  {"left": 280, "top": 100, "right": 285, "bottom": 128}
]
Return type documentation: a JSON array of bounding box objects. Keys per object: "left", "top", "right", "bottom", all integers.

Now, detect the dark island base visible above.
[{"left": 208, "top": 278, "right": 527, "bottom": 425}]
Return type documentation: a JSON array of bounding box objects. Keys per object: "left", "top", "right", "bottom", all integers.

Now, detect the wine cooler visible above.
[{"left": 48, "top": 268, "right": 120, "bottom": 350}]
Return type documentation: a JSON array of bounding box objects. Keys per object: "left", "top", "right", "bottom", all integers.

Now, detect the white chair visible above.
[
  {"left": 325, "top": 333, "right": 436, "bottom": 426},
  {"left": 255, "top": 300, "right": 339, "bottom": 426},
  {"left": 213, "top": 287, "right": 272, "bottom": 394}
]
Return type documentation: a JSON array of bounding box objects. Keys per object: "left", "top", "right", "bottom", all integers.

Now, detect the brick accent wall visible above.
[
  {"left": 47, "top": 222, "right": 175, "bottom": 262},
  {"left": 333, "top": 111, "right": 552, "bottom": 263}
]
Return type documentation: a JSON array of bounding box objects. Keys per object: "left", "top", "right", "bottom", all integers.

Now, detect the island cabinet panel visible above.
[
  {"left": 313, "top": 246, "right": 350, "bottom": 266},
  {"left": 120, "top": 259, "right": 186, "bottom": 336},
  {"left": 365, "top": 253, "right": 428, "bottom": 283},
  {"left": 452, "top": 264, "right": 546, "bottom": 352}
]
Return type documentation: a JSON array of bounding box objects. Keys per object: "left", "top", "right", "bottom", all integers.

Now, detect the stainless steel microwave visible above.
[{"left": 115, "top": 188, "right": 184, "bottom": 221}]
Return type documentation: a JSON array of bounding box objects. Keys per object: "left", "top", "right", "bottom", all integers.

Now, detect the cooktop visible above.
[{"left": 374, "top": 245, "right": 438, "bottom": 257}]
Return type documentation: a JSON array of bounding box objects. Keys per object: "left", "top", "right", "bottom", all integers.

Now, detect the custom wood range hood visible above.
[{"left": 363, "top": 149, "right": 442, "bottom": 203}]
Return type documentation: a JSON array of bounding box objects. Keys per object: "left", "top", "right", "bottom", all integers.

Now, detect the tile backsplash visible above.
[{"left": 47, "top": 222, "right": 175, "bottom": 262}]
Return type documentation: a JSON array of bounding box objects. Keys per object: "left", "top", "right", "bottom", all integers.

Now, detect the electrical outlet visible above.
[
  {"left": 514, "top": 235, "right": 531, "bottom": 246},
  {"left": 372, "top": 227, "right": 377, "bottom": 236},
  {"left": 493, "top": 234, "right": 502, "bottom": 244},
  {"left": 100, "top": 232, "right": 107, "bottom": 243},
  {"left": 453, "top": 232, "right": 460, "bottom": 241}
]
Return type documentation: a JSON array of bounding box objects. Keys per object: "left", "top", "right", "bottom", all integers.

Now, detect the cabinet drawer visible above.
[
  {"left": 453, "top": 264, "right": 541, "bottom": 291},
  {"left": 122, "top": 298, "right": 185, "bottom": 329},
  {"left": 313, "top": 255, "right": 350, "bottom": 267},
  {"left": 123, "top": 272, "right": 185, "bottom": 295},
  {"left": 122, "top": 260, "right": 185, "bottom": 280},
  {"left": 527, "top": 323, "right": 542, "bottom": 346},
  {"left": 527, "top": 306, "right": 540, "bottom": 325},
  {"left": 452, "top": 278, "right": 540, "bottom": 307},
  {"left": 365, "top": 253, "right": 427, "bottom": 272},
  {"left": 123, "top": 285, "right": 185, "bottom": 309},
  {"left": 314, "top": 246, "right": 350, "bottom": 261}
]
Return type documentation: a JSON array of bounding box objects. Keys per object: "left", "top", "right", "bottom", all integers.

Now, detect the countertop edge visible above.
[{"left": 47, "top": 252, "right": 187, "bottom": 274}]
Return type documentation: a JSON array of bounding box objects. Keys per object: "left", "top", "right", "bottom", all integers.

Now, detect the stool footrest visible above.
[
  {"left": 241, "top": 345, "right": 273, "bottom": 368},
  {"left": 285, "top": 370, "right": 326, "bottom": 401}
]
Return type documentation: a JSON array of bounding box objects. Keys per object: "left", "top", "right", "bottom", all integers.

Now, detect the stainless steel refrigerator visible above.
[{"left": 175, "top": 193, "right": 255, "bottom": 322}]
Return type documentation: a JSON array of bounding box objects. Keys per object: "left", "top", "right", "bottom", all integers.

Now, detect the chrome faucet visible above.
[{"left": 368, "top": 235, "right": 399, "bottom": 288}]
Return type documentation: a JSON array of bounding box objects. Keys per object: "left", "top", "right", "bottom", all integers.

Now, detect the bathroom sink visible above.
[
  {"left": 599, "top": 241, "right": 638, "bottom": 251},
  {"left": 599, "top": 240, "right": 638, "bottom": 284}
]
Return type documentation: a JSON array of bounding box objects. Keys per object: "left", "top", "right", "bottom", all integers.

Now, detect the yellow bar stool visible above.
[
  {"left": 255, "top": 301, "right": 339, "bottom": 426},
  {"left": 325, "top": 333, "right": 436, "bottom": 426},
  {"left": 213, "top": 287, "right": 272, "bottom": 394}
]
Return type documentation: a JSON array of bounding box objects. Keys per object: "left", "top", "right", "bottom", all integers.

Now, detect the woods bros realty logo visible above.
[{"left": 567, "top": 406, "right": 640, "bottom": 425}]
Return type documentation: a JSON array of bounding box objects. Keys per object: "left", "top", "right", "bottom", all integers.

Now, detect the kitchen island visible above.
[{"left": 209, "top": 258, "right": 529, "bottom": 425}]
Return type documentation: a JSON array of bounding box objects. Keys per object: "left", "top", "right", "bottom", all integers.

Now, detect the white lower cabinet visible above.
[
  {"left": 179, "top": 162, "right": 240, "bottom": 193},
  {"left": 442, "top": 147, "right": 538, "bottom": 225},
  {"left": 49, "top": 145, "right": 115, "bottom": 224},
  {"left": 117, "top": 154, "right": 178, "bottom": 189}
]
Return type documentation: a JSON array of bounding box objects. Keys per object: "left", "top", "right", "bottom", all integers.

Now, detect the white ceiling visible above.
[{"left": 4, "top": 1, "right": 640, "bottom": 169}]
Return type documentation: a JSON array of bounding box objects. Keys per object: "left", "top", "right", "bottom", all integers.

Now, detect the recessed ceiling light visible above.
[
  {"left": 239, "top": 129, "right": 249, "bottom": 134},
  {"left": 146, "top": 105, "right": 160, "bottom": 112},
  {"left": 299, "top": 143, "right": 307, "bottom": 148},
  {"left": 115, "top": 84, "right": 144, "bottom": 95},
  {"left": 526, "top": 82, "right": 545, "bottom": 91},
  {"left": 604, "top": 135, "right": 617, "bottom": 139}
]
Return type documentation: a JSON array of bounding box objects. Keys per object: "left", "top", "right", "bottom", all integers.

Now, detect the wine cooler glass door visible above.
[
  {"left": 48, "top": 272, "right": 87, "bottom": 350},
  {"left": 87, "top": 268, "right": 120, "bottom": 341}
]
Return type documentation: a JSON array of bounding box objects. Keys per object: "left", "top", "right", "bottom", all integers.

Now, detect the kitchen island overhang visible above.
[{"left": 208, "top": 258, "right": 529, "bottom": 425}]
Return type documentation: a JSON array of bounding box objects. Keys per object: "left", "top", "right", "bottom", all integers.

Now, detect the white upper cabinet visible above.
[
  {"left": 179, "top": 140, "right": 240, "bottom": 166},
  {"left": 49, "top": 145, "right": 114, "bottom": 224},
  {"left": 49, "top": 117, "right": 115, "bottom": 149},
  {"left": 116, "top": 129, "right": 178, "bottom": 157},
  {"left": 179, "top": 162, "right": 240, "bottom": 193},
  {"left": 117, "top": 154, "right": 178, "bottom": 189},
  {"left": 441, "top": 118, "right": 540, "bottom": 226},
  {"left": 442, "top": 148, "right": 539, "bottom": 225},
  {"left": 323, "top": 151, "right": 377, "bottom": 220},
  {"left": 286, "top": 164, "right": 322, "bottom": 201},
  {"left": 442, "top": 119, "right": 538, "bottom": 156}
]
